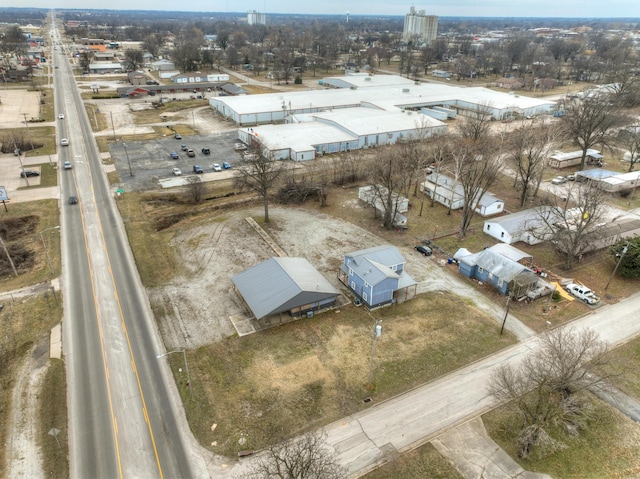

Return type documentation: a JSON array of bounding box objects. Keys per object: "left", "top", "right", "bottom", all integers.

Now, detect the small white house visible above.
[
  {"left": 483, "top": 207, "right": 560, "bottom": 245},
  {"left": 359, "top": 185, "right": 409, "bottom": 213},
  {"left": 359, "top": 185, "right": 409, "bottom": 228},
  {"left": 420, "top": 173, "right": 504, "bottom": 216}
]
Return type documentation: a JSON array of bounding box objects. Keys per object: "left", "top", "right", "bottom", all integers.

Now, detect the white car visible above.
[
  {"left": 63, "top": 161, "right": 72, "bottom": 169},
  {"left": 58, "top": 113, "right": 65, "bottom": 119},
  {"left": 234, "top": 142, "right": 247, "bottom": 151},
  {"left": 565, "top": 283, "right": 600, "bottom": 305},
  {"left": 172, "top": 167, "right": 182, "bottom": 176},
  {"left": 211, "top": 163, "right": 222, "bottom": 172},
  {"left": 60, "top": 138, "right": 69, "bottom": 146},
  {"left": 551, "top": 176, "right": 567, "bottom": 185}
]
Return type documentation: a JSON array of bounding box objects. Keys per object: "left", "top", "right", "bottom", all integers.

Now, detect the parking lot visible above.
[{"left": 108, "top": 130, "right": 245, "bottom": 191}]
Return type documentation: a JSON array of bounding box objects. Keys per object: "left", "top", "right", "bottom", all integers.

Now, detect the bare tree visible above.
[
  {"left": 239, "top": 429, "right": 345, "bottom": 479},
  {"left": 541, "top": 180, "right": 608, "bottom": 269},
  {"left": 617, "top": 125, "right": 640, "bottom": 172},
  {"left": 560, "top": 95, "right": 628, "bottom": 170},
  {"left": 367, "top": 149, "right": 414, "bottom": 230},
  {"left": 452, "top": 108, "right": 500, "bottom": 238},
  {"left": 234, "top": 151, "right": 286, "bottom": 223},
  {"left": 505, "top": 122, "right": 558, "bottom": 207},
  {"left": 422, "top": 132, "right": 452, "bottom": 214},
  {"left": 185, "top": 176, "right": 205, "bottom": 203},
  {"left": 123, "top": 49, "right": 144, "bottom": 72},
  {"left": 489, "top": 328, "right": 610, "bottom": 459},
  {"left": 456, "top": 104, "right": 494, "bottom": 142}
]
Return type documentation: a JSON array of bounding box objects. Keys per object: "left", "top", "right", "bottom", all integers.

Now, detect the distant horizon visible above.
[{"left": 2, "top": 1, "right": 639, "bottom": 20}]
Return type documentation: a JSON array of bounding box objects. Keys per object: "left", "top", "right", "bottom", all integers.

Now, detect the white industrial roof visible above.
[
  {"left": 250, "top": 121, "right": 357, "bottom": 152},
  {"left": 321, "top": 74, "right": 416, "bottom": 89},
  {"left": 313, "top": 107, "right": 443, "bottom": 136},
  {"left": 211, "top": 78, "right": 555, "bottom": 117}
]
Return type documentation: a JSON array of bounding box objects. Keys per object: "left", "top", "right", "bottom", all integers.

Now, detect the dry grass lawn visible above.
[{"left": 183, "top": 292, "right": 516, "bottom": 457}]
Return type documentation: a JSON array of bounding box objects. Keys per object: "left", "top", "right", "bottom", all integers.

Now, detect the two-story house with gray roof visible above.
[{"left": 338, "top": 245, "right": 416, "bottom": 308}]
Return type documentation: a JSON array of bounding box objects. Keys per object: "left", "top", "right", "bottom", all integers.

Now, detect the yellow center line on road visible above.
[{"left": 73, "top": 145, "right": 164, "bottom": 479}]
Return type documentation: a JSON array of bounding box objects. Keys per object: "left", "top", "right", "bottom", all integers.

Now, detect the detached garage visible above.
[{"left": 232, "top": 257, "right": 340, "bottom": 320}]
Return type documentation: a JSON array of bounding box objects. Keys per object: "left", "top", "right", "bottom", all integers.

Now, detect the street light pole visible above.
[
  {"left": 157, "top": 349, "right": 192, "bottom": 400},
  {"left": 39, "top": 225, "right": 61, "bottom": 274},
  {"left": 22, "top": 113, "right": 35, "bottom": 152}
]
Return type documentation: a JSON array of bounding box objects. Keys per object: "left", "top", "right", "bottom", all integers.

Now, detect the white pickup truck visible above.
[{"left": 565, "top": 283, "right": 600, "bottom": 305}]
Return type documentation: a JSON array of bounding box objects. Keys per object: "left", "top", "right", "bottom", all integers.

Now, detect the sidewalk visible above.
[{"left": 432, "top": 418, "right": 552, "bottom": 479}]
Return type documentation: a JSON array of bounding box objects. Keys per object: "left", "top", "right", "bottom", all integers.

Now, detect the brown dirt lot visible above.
[{"left": 149, "top": 204, "right": 450, "bottom": 349}]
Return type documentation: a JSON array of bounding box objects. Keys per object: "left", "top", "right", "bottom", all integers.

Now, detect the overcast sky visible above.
[{"left": 16, "top": 1, "right": 640, "bottom": 18}]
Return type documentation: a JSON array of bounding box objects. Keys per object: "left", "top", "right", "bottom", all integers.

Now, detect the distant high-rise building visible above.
[
  {"left": 403, "top": 6, "right": 438, "bottom": 45},
  {"left": 247, "top": 10, "right": 266, "bottom": 26}
]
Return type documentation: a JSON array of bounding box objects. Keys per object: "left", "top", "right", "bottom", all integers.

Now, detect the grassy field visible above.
[
  {"left": 0, "top": 199, "right": 66, "bottom": 474},
  {"left": 39, "top": 358, "right": 69, "bottom": 478},
  {"left": 180, "top": 292, "right": 516, "bottom": 457},
  {"left": 0, "top": 199, "right": 62, "bottom": 289},
  {"left": 0, "top": 294, "right": 65, "bottom": 477},
  {"left": 483, "top": 397, "right": 640, "bottom": 478},
  {"left": 0, "top": 126, "right": 57, "bottom": 159},
  {"left": 362, "top": 442, "right": 463, "bottom": 479}
]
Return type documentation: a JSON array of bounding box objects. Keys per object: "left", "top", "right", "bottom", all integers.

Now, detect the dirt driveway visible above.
[{"left": 149, "top": 203, "right": 518, "bottom": 351}]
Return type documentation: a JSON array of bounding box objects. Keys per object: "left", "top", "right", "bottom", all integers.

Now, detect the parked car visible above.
[
  {"left": 211, "top": 163, "right": 222, "bottom": 172},
  {"left": 234, "top": 142, "right": 247, "bottom": 151},
  {"left": 415, "top": 245, "right": 433, "bottom": 256},
  {"left": 181, "top": 144, "right": 188, "bottom": 151},
  {"left": 63, "top": 161, "right": 72, "bottom": 169},
  {"left": 68, "top": 196, "right": 78, "bottom": 205},
  {"left": 187, "top": 149, "right": 196, "bottom": 157},
  {"left": 174, "top": 133, "right": 182, "bottom": 139},
  {"left": 565, "top": 283, "right": 600, "bottom": 305},
  {"left": 567, "top": 174, "right": 576, "bottom": 181},
  {"left": 193, "top": 165, "right": 204, "bottom": 174},
  {"left": 243, "top": 153, "right": 259, "bottom": 160},
  {"left": 20, "top": 170, "right": 40, "bottom": 178},
  {"left": 58, "top": 113, "right": 65, "bottom": 119},
  {"left": 222, "top": 161, "right": 231, "bottom": 169},
  {"left": 172, "top": 167, "right": 182, "bottom": 176},
  {"left": 60, "top": 138, "right": 69, "bottom": 146},
  {"left": 551, "top": 176, "right": 567, "bottom": 185},
  {"left": 170, "top": 151, "right": 179, "bottom": 160},
  {"left": 201, "top": 147, "right": 211, "bottom": 155}
]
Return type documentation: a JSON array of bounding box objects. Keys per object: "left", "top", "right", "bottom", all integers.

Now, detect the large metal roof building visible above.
[{"left": 231, "top": 257, "right": 340, "bottom": 320}]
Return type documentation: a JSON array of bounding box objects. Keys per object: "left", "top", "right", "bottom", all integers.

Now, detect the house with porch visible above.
[
  {"left": 454, "top": 244, "right": 552, "bottom": 298},
  {"left": 338, "top": 245, "right": 416, "bottom": 308}
]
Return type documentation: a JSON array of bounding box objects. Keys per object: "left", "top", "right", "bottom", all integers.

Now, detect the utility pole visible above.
[
  {"left": 122, "top": 142, "right": 133, "bottom": 176},
  {"left": 110, "top": 111, "right": 117, "bottom": 141},
  {"left": 605, "top": 241, "right": 631, "bottom": 292},
  {"left": 500, "top": 291, "right": 514, "bottom": 336},
  {"left": 0, "top": 234, "right": 18, "bottom": 276}
]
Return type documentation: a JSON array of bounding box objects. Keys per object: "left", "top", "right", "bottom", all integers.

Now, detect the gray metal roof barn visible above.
[{"left": 231, "top": 257, "right": 340, "bottom": 320}]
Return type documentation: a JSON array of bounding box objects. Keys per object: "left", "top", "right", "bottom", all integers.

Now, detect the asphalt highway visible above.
[{"left": 53, "top": 19, "right": 199, "bottom": 478}]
